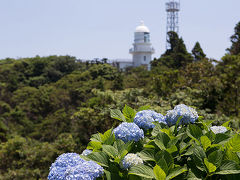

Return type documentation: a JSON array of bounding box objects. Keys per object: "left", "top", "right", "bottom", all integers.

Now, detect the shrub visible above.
[{"left": 48, "top": 104, "right": 240, "bottom": 179}]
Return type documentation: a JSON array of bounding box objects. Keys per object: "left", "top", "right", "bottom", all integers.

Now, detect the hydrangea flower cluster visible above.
[
  {"left": 122, "top": 153, "right": 143, "bottom": 169},
  {"left": 210, "top": 126, "right": 228, "bottom": 134},
  {"left": 165, "top": 104, "right": 198, "bottom": 126},
  {"left": 48, "top": 153, "right": 104, "bottom": 180},
  {"left": 134, "top": 110, "right": 166, "bottom": 130},
  {"left": 81, "top": 149, "right": 92, "bottom": 156},
  {"left": 65, "top": 161, "right": 104, "bottom": 180},
  {"left": 113, "top": 122, "right": 144, "bottom": 143}
]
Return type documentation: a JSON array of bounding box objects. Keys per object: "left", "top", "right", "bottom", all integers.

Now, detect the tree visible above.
[
  {"left": 192, "top": 42, "right": 206, "bottom": 61},
  {"left": 151, "top": 31, "right": 193, "bottom": 69},
  {"left": 227, "top": 21, "right": 240, "bottom": 55},
  {"left": 216, "top": 54, "right": 240, "bottom": 116}
]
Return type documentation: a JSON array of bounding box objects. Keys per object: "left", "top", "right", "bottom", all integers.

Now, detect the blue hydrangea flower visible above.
[
  {"left": 64, "top": 161, "right": 104, "bottom": 180},
  {"left": 113, "top": 122, "right": 144, "bottom": 143},
  {"left": 122, "top": 153, "right": 143, "bottom": 169},
  {"left": 134, "top": 110, "right": 166, "bottom": 130},
  {"left": 48, "top": 153, "right": 104, "bottom": 180},
  {"left": 81, "top": 149, "right": 92, "bottom": 156},
  {"left": 210, "top": 126, "right": 227, "bottom": 134},
  {"left": 165, "top": 104, "right": 198, "bottom": 126},
  {"left": 48, "top": 153, "right": 85, "bottom": 180}
]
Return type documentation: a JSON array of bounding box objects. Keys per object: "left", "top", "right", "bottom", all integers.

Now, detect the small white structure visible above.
[
  {"left": 110, "top": 59, "right": 133, "bottom": 70},
  {"left": 129, "top": 21, "right": 155, "bottom": 70}
]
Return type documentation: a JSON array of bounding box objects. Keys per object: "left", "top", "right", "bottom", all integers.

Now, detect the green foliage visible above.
[
  {"left": 227, "top": 21, "right": 240, "bottom": 55},
  {"left": 192, "top": 42, "right": 206, "bottom": 61},
  {"left": 83, "top": 105, "right": 240, "bottom": 180}
]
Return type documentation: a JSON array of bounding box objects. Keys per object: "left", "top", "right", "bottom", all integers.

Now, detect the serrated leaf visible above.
[
  {"left": 187, "top": 125, "right": 202, "bottom": 144},
  {"left": 227, "top": 134, "right": 240, "bottom": 152},
  {"left": 204, "top": 158, "right": 216, "bottom": 173},
  {"left": 110, "top": 109, "right": 126, "bottom": 122},
  {"left": 138, "top": 149, "right": 155, "bottom": 162},
  {"left": 208, "top": 150, "right": 223, "bottom": 168},
  {"left": 200, "top": 136, "right": 211, "bottom": 151},
  {"left": 166, "top": 166, "right": 188, "bottom": 180},
  {"left": 102, "top": 145, "right": 118, "bottom": 158},
  {"left": 128, "top": 165, "right": 155, "bottom": 179},
  {"left": 90, "top": 133, "right": 102, "bottom": 142},
  {"left": 154, "top": 165, "right": 166, "bottom": 180},
  {"left": 192, "top": 145, "right": 206, "bottom": 171},
  {"left": 154, "top": 132, "right": 170, "bottom": 150},
  {"left": 155, "top": 150, "right": 174, "bottom": 174},
  {"left": 100, "top": 128, "right": 115, "bottom": 144},
  {"left": 214, "top": 133, "right": 230, "bottom": 144},
  {"left": 219, "top": 160, "right": 239, "bottom": 171},
  {"left": 88, "top": 141, "right": 102, "bottom": 150},
  {"left": 123, "top": 105, "right": 136, "bottom": 122},
  {"left": 87, "top": 152, "right": 109, "bottom": 167}
]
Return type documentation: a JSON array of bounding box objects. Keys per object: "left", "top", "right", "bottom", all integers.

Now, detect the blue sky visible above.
[{"left": 0, "top": 0, "right": 240, "bottom": 60}]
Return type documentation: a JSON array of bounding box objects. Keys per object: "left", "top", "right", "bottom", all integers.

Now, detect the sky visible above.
[{"left": 0, "top": 0, "right": 240, "bottom": 60}]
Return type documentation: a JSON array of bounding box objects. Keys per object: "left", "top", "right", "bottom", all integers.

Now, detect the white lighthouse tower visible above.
[{"left": 129, "top": 21, "right": 155, "bottom": 70}]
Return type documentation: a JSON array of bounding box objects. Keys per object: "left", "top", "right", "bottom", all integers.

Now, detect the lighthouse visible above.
[{"left": 129, "top": 21, "right": 155, "bottom": 70}]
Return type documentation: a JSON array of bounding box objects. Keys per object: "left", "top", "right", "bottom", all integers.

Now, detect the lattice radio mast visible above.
[{"left": 166, "top": 0, "right": 180, "bottom": 49}]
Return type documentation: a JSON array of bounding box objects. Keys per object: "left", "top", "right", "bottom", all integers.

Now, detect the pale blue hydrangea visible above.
[
  {"left": 81, "top": 149, "right": 92, "bottom": 156},
  {"left": 64, "top": 161, "right": 104, "bottom": 180},
  {"left": 210, "top": 126, "right": 228, "bottom": 134},
  {"left": 134, "top": 110, "right": 166, "bottom": 130},
  {"left": 113, "top": 122, "right": 144, "bottom": 143},
  {"left": 122, "top": 153, "right": 143, "bottom": 169},
  {"left": 48, "top": 153, "right": 104, "bottom": 180},
  {"left": 48, "top": 153, "right": 85, "bottom": 180},
  {"left": 165, "top": 104, "right": 198, "bottom": 126}
]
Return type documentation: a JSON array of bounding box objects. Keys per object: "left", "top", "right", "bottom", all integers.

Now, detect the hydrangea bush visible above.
[{"left": 48, "top": 104, "right": 240, "bottom": 180}]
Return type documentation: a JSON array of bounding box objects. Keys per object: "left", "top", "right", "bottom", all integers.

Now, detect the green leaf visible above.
[
  {"left": 214, "top": 133, "right": 231, "bottom": 144},
  {"left": 87, "top": 152, "right": 109, "bottom": 167},
  {"left": 90, "top": 133, "right": 102, "bottom": 142},
  {"left": 100, "top": 128, "right": 115, "bottom": 144},
  {"left": 192, "top": 145, "right": 206, "bottom": 171},
  {"left": 187, "top": 124, "right": 202, "bottom": 144},
  {"left": 227, "top": 134, "right": 240, "bottom": 152},
  {"left": 110, "top": 109, "right": 126, "bottom": 122},
  {"left": 155, "top": 150, "right": 174, "bottom": 174},
  {"left": 154, "top": 132, "right": 170, "bottom": 150},
  {"left": 138, "top": 105, "right": 151, "bottom": 111},
  {"left": 128, "top": 165, "right": 155, "bottom": 179},
  {"left": 88, "top": 141, "right": 102, "bottom": 150},
  {"left": 166, "top": 166, "right": 188, "bottom": 180},
  {"left": 154, "top": 165, "right": 166, "bottom": 180},
  {"left": 208, "top": 150, "right": 223, "bottom": 168},
  {"left": 219, "top": 160, "right": 240, "bottom": 171},
  {"left": 204, "top": 158, "right": 216, "bottom": 173},
  {"left": 152, "top": 124, "right": 163, "bottom": 137},
  {"left": 173, "top": 116, "right": 182, "bottom": 135},
  {"left": 215, "top": 170, "right": 240, "bottom": 175},
  {"left": 138, "top": 149, "right": 155, "bottom": 162},
  {"left": 222, "top": 120, "right": 231, "bottom": 128},
  {"left": 166, "top": 145, "right": 178, "bottom": 154},
  {"left": 122, "top": 105, "right": 136, "bottom": 122},
  {"left": 102, "top": 145, "right": 118, "bottom": 158},
  {"left": 200, "top": 136, "right": 211, "bottom": 151}
]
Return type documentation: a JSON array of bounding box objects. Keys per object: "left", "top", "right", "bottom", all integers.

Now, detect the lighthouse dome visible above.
[{"left": 135, "top": 21, "right": 150, "bottom": 33}]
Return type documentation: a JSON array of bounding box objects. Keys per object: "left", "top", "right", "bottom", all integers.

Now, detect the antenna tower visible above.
[{"left": 166, "top": 0, "right": 180, "bottom": 49}]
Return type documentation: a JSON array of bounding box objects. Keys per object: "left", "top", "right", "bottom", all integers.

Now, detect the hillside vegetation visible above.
[{"left": 0, "top": 22, "right": 240, "bottom": 179}]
